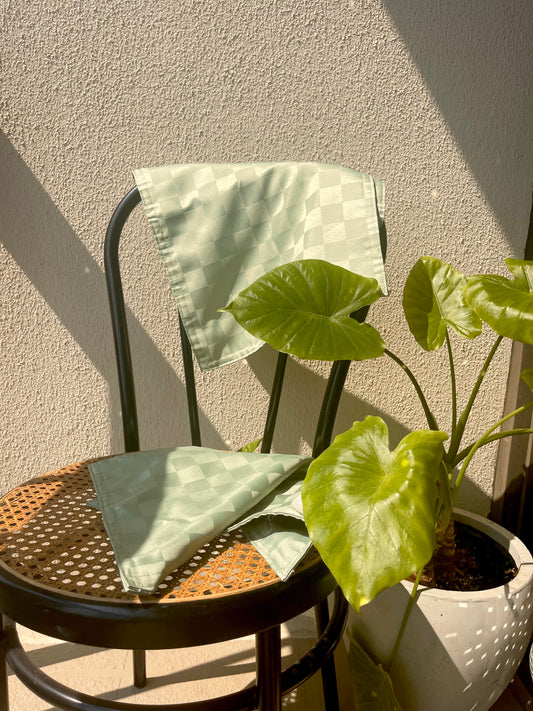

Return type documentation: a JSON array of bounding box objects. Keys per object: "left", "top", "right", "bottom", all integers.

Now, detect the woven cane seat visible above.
[{"left": 0, "top": 459, "right": 321, "bottom": 604}]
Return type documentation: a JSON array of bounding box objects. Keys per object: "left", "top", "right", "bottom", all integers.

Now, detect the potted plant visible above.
[{"left": 222, "top": 256, "right": 533, "bottom": 711}]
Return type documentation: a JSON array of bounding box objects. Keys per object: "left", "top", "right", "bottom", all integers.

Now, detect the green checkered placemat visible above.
[
  {"left": 89, "top": 447, "right": 309, "bottom": 594},
  {"left": 230, "top": 468, "right": 311, "bottom": 581},
  {"left": 134, "top": 162, "right": 386, "bottom": 371}
]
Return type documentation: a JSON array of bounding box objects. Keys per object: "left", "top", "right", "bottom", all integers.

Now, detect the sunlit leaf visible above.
[
  {"left": 238, "top": 438, "right": 262, "bottom": 453},
  {"left": 506, "top": 259, "right": 533, "bottom": 291},
  {"left": 521, "top": 369, "right": 533, "bottom": 393},
  {"left": 403, "top": 257, "right": 482, "bottom": 351},
  {"left": 464, "top": 259, "right": 533, "bottom": 345},
  {"left": 221, "top": 259, "right": 385, "bottom": 361},
  {"left": 302, "top": 416, "right": 447, "bottom": 611},
  {"left": 347, "top": 632, "right": 403, "bottom": 711}
]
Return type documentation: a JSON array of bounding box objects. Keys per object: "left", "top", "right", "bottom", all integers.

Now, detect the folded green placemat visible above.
[
  {"left": 230, "top": 468, "right": 312, "bottom": 581},
  {"left": 88, "top": 447, "right": 310, "bottom": 594},
  {"left": 134, "top": 162, "right": 386, "bottom": 371}
]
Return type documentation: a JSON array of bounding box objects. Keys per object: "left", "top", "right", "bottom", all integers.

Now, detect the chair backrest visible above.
[{"left": 104, "top": 187, "right": 353, "bottom": 459}]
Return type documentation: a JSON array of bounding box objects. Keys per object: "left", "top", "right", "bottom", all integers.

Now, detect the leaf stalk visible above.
[
  {"left": 452, "top": 399, "right": 533, "bottom": 501},
  {"left": 384, "top": 349, "right": 439, "bottom": 431},
  {"left": 445, "top": 331, "right": 457, "bottom": 437},
  {"left": 445, "top": 335, "right": 503, "bottom": 466},
  {"left": 388, "top": 567, "right": 424, "bottom": 675}
]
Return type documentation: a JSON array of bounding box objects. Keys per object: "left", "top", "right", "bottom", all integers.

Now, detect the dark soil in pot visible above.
[{"left": 436, "top": 520, "right": 518, "bottom": 592}]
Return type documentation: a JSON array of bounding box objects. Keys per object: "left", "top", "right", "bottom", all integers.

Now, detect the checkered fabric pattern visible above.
[
  {"left": 89, "top": 447, "right": 308, "bottom": 593},
  {"left": 134, "top": 162, "right": 386, "bottom": 371}
]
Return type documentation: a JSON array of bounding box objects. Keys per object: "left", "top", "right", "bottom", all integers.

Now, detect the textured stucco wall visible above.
[{"left": 1, "top": 1, "right": 532, "bottom": 514}]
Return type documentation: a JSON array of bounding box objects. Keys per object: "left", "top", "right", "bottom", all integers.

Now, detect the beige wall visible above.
[{"left": 1, "top": 1, "right": 532, "bottom": 514}]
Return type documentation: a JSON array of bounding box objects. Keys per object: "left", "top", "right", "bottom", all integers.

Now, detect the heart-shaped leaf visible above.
[
  {"left": 521, "top": 369, "right": 533, "bottom": 392},
  {"left": 302, "top": 416, "right": 447, "bottom": 611},
  {"left": 347, "top": 633, "right": 403, "bottom": 711},
  {"left": 221, "top": 259, "right": 385, "bottom": 361},
  {"left": 506, "top": 259, "right": 533, "bottom": 291},
  {"left": 464, "top": 259, "right": 533, "bottom": 345},
  {"left": 238, "top": 438, "right": 262, "bottom": 453},
  {"left": 403, "top": 257, "right": 482, "bottom": 351}
]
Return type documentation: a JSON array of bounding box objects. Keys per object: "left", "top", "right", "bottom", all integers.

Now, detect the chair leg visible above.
[
  {"left": 0, "top": 618, "right": 9, "bottom": 711},
  {"left": 132, "top": 649, "right": 147, "bottom": 688},
  {"left": 315, "top": 599, "right": 340, "bottom": 711},
  {"left": 256, "top": 626, "right": 281, "bottom": 711}
]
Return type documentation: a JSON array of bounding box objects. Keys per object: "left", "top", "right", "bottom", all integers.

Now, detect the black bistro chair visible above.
[{"left": 0, "top": 187, "right": 354, "bottom": 711}]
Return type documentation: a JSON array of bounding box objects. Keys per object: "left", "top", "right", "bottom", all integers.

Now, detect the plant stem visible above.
[
  {"left": 435, "top": 460, "right": 453, "bottom": 526},
  {"left": 445, "top": 335, "right": 503, "bottom": 466},
  {"left": 454, "top": 427, "right": 533, "bottom": 465},
  {"left": 384, "top": 349, "right": 439, "bottom": 431},
  {"left": 388, "top": 567, "right": 424, "bottom": 675},
  {"left": 452, "top": 400, "right": 533, "bottom": 501},
  {"left": 446, "top": 331, "right": 457, "bottom": 437}
]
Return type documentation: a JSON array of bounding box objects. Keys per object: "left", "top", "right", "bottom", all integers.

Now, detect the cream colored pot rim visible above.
[{"left": 401, "top": 507, "right": 533, "bottom": 602}]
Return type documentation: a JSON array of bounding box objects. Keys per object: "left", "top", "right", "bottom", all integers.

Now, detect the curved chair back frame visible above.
[{"left": 104, "top": 186, "right": 352, "bottom": 458}]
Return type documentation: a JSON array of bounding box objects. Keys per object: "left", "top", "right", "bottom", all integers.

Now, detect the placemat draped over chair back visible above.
[{"left": 134, "top": 162, "right": 387, "bottom": 371}]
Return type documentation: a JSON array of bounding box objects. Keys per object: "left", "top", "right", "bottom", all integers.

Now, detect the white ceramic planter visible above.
[{"left": 348, "top": 509, "right": 533, "bottom": 711}]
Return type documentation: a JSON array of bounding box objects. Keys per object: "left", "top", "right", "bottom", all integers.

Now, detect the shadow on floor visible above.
[{"left": 9, "top": 621, "right": 355, "bottom": 711}]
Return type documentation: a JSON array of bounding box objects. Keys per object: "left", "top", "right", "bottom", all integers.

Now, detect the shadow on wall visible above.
[
  {"left": 0, "top": 132, "right": 222, "bottom": 455},
  {"left": 248, "top": 346, "right": 492, "bottom": 515},
  {"left": 382, "top": 0, "right": 532, "bottom": 252},
  {"left": 0, "top": 131, "right": 491, "bottom": 510}
]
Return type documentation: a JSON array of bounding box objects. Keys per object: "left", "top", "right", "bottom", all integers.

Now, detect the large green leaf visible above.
[
  {"left": 464, "top": 259, "right": 533, "bottom": 345},
  {"left": 238, "top": 438, "right": 262, "bottom": 453},
  {"left": 302, "top": 416, "right": 447, "bottom": 611},
  {"left": 521, "top": 368, "right": 533, "bottom": 392},
  {"left": 506, "top": 259, "right": 533, "bottom": 291},
  {"left": 221, "top": 259, "right": 385, "bottom": 361},
  {"left": 347, "top": 633, "right": 403, "bottom": 710},
  {"left": 403, "top": 257, "right": 482, "bottom": 351}
]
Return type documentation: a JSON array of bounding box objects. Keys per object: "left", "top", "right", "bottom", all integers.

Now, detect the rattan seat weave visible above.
[{"left": 0, "top": 459, "right": 319, "bottom": 604}]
